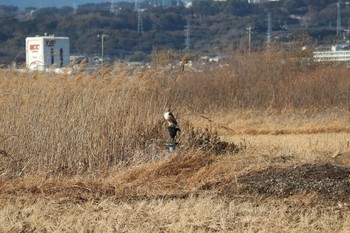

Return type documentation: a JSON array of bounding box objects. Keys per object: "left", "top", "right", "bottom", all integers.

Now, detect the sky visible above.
[{"left": 0, "top": 0, "right": 115, "bottom": 9}]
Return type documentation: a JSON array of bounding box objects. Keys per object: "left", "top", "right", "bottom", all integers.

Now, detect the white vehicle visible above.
[{"left": 26, "top": 35, "right": 70, "bottom": 71}]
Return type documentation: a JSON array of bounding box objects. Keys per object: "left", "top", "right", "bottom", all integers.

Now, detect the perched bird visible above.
[
  {"left": 164, "top": 108, "right": 179, "bottom": 127},
  {"left": 164, "top": 108, "right": 181, "bottom": 142}
]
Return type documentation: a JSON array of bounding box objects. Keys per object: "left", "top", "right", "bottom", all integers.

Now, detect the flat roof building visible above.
[
  {"left": 313, "top": 44, "right": 350, "bottom": 62},
  {"left": 26, "top": 35, "right": 70, "bottom": 71}
]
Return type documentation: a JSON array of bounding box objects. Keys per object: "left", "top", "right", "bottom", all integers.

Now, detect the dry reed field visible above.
[{"left": 1, "top": 48, "right": 350, "bottom": 232}]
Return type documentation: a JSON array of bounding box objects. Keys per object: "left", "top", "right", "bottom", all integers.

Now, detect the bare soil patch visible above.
[{"left": 237, "top": 163, "right": 350, "bottom": 202}]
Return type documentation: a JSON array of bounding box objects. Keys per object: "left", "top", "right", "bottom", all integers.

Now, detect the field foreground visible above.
[
  {"left": 1, "top": 110, "right": 350, "bottom": 232},
  {"left": 1, "top": 60, "right": 350, "bottom": 232}
]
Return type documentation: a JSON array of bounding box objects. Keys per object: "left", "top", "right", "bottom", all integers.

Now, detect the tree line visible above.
[{"left": 0, "top": 0, "right": 347, "bottom": 64}]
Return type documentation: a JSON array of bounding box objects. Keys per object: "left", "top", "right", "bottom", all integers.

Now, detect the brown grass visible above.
[
  {"left": 1, "top": 149, "right": 350, "bottom": 232},
  {"left": 1, "top": 196, "right": 349, "bottom": 233},
  {"left": 1, "top": 48, "right": 350, "bottom": 176},
  {"left": 1, "top": 47, "right": 350, "bottom": 232}
]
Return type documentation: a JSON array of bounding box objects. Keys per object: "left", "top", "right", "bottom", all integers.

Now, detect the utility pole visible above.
[
  {"left": 267, "top": 12, "right": 272, "bottom": 47},
  {"left": 97, "top": 34, "right": 108, "bottom": 68},
  {"left": 134, "top": 0, "right": 138, "bottom": 11},
  {"left": 135, "top": 0, "right": 144, "bottom": 33},
  {"left": 246, "top": 26, "right": 255, "bottom": 52},
  {"left": 185, "top": 18, "right": 191, "bottom": 51},
  {"left": 73, "top": 2, "right": 77, "bottom": 14},
  {"left": 137, "top": 10, "right": 144, "bottom": 33},
  {"left": 337, "top": 1, "right": 342, "bottom": 37},
  {"left": 110, "top": 0, "right": 116, "bottom": 14}
]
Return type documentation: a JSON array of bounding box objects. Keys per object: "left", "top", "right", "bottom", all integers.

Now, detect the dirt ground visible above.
[{"left": 237, "top": 163, "right": 350, "bottom": 202}]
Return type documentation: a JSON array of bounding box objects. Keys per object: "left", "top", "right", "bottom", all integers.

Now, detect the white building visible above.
[
  {"left": 248, "top": 0, "right": 280, "bottom": 3},
  {"left": 26, "top": 35, "right": 70, "bottom": 71},
  {"left": 313, "top": 44, "right": 350, "bottom": 62}
]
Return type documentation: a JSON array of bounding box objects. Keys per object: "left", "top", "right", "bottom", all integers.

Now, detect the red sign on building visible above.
[{"left": 30, "top": 44, "right": 40, "bottom": 51}]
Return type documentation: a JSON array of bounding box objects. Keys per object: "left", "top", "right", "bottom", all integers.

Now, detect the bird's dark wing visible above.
[{"left": 167, "top": 126, "right": 181, "bottom": 139}]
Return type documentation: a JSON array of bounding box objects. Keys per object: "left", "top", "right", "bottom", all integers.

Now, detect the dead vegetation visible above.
[
  {"left": 1, "top": 48, "right": 350, "bottom": 176},
  {"left": 1, "top": 150, "right": 350, "bottom": 232},
  {"left": 2, "top": 195, "right": 349, "bottom": 233},
  {"left": 2, "top": 152, "right": 350, "bottom": 203},
  {"left": 1, "top": 48, "right": 350, "bottom": 232}
]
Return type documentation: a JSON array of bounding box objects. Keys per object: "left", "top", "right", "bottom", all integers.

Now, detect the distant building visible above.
[
  {"left": 248, "top": 0, "right": 280, "bottom": 3},
  {"left": 26, "top": 35, "right": 70, "bottom": 71},
  {"left": 313, "top": 44, "right": 350, "bottom": 62},
  {"left": 150, "top": 0, "right": 178, "bottom": 7},
  {"left": 184, "top": 1, "right": 192, "bottom": 8}
]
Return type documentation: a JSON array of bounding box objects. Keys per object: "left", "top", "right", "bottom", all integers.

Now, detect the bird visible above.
[
  {"left": 164, "top": 108, "right": 181, "bottom": 142},
  {"left": 167, "top": 126, "right": 181, "bottom": 142},
  {"left": 164, "top": 108, "right": 179, "bottom": 127}
]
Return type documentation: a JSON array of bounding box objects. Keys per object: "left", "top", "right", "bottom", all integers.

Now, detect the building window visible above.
[
  {"left": 60, "top": 48, "right": 63, "bottom": 67},
  {"left": 51, "top": 48, "right": 54, "bottom": 65}
]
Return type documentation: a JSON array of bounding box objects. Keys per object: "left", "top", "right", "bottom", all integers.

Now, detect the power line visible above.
[
  {"left": 185, "top": 17, "right": 190, "bottom": 51},
  {"left": 137, "top": 10, "right": 144, "bottom": 33},
  {"left": 267, "top": 12, "right": 272, "bottom": 47},
  {"left": 73, "top": 2, "right": 77, "bottom": 14},
  {"left": 134, "top": 0, "right": 143, "bottom": 33},
  {"left": 134, "top": 0, "right": 138, "bottom": 12},
  {"left": 337, "top": 1, "right": 342, "bottom": 37},
  {"left": 110, "top": 0, "right": 116, "bottom": 14}
]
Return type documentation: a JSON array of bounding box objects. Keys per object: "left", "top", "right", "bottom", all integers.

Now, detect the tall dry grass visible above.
[
  {"left": 1, "top": 47, "right": 350, "bottom": 177},
  {"left": 176, "top": 48, "right": 350, "bottom": 111},
  {"left": 0, "top": 67, "right": 169, "bottom": 176},
  {"left": 1, "top": 195, "right": 349, "bottom": 233}
]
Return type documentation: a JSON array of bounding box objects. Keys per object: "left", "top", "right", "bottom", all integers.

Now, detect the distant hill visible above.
[{"left": 0, "top": 0, "right": 347, "bottom": 65}]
